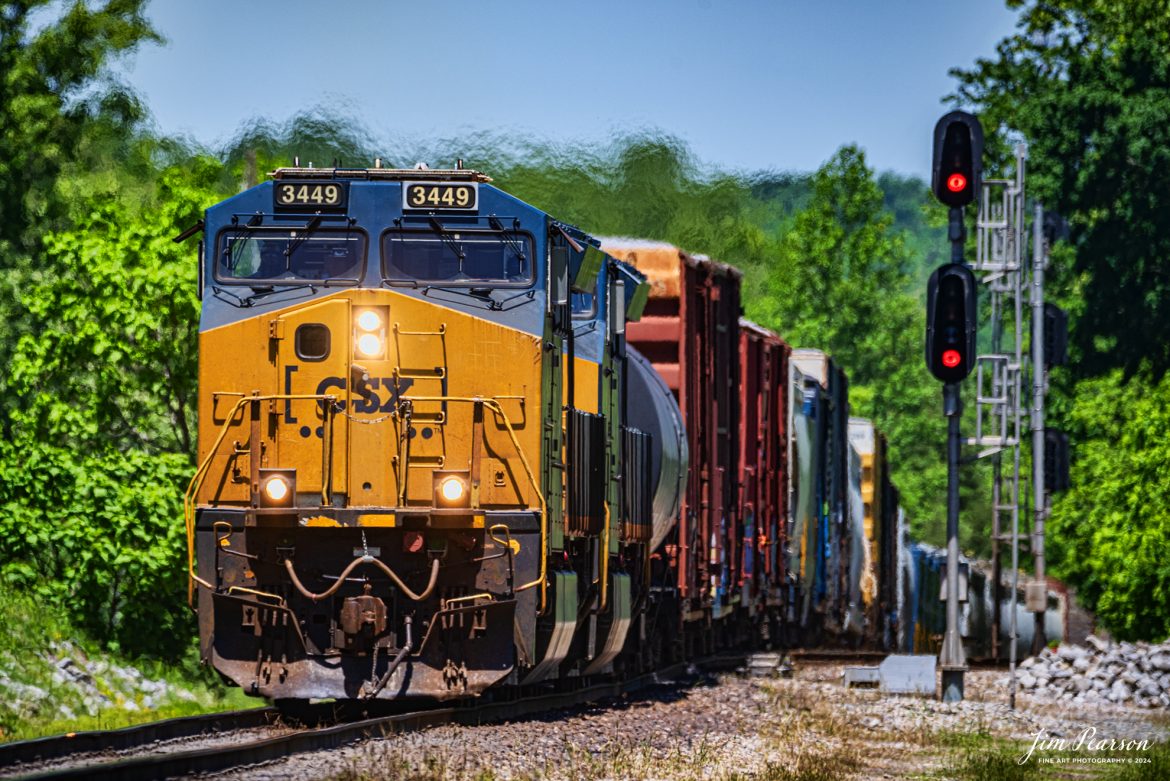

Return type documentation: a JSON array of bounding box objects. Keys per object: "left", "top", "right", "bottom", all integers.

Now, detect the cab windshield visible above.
[
  {"left": 381, "top": 228, "right": 533, "bottom": 287},
  {"left": 217, "top": 228, "right": 365, "bottom": 284}
]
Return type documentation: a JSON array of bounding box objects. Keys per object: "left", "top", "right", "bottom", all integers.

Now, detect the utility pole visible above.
[{"left": 1030, "top": 204, "right": 1048, "bottom": 654}]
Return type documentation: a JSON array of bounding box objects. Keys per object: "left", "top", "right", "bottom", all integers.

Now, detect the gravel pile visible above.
[{"left": 1017, "top": 636, "right": 1170, "bottom": 709}]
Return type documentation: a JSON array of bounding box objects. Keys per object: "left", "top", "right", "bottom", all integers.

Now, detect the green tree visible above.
[
  {"left": 1046, "top": 369, "right": 1170, "bottom": 641},
  {"left": 950, "top": 0, "right": 1170, "bottom": 378},
  {"left": 748, "top": 146, "right": 911, "bottom": 384},
  {"left": 0, "top": 152, "right": 223, "bottom": 657},
  {"left": 0, "top": 0, "right": 158, "bottom": 251},
  {"left": 0, "top": 0, "right": 160, "bottom": 436},
  {"left": 745, "top": 146, "right": 960, "bottom": 544},
  {"left": 0, "top": 443, "right": 192, "bottom": 657},
  {"left": 8, "top": 158, "right": 218, "bottom": 455}
]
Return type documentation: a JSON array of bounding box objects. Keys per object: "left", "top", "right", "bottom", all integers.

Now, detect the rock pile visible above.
[
  {"left": 0, "top": 639, "right": 200, "bottom": 723},
  {"left": 1017, "top": 636, "right": 1170, "bottom": 709}
]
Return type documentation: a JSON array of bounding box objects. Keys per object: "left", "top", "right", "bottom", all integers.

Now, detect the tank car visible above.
[{"left": 184, "top": 166, "right": 686, "bottom": 701}]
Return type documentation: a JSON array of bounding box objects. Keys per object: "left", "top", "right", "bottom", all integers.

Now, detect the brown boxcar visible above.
[
  {"left": 602, "top": 240, "right": 742, "bottom": 622},
  {"left": 738, "top": 320, "right": 791, "bottom": 620}
]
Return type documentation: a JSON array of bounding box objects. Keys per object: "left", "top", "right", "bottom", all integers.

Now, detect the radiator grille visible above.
[
  {"left": 567, "top": 410, "right": 605, "bottom": 535},
  {"left": 622, "top": 427, "right": 653, "bottom": 542}
]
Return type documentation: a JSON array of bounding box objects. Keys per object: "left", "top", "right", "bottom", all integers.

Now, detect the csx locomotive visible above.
[{"left": 186, "top": 166, "right": 1066, "bottom": 703}]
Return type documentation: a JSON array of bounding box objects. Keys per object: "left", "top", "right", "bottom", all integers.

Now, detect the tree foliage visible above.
[
  {"left": 9, "top": 158, "right": 215, "bottom": 456},
  {"left": 0, "top": 152, "right": 221, "bottom": 657},
  {"left": 0, "top": 444, "right": 191, "bottom": 657},
  {"left": 0, "top": 0, "right": 158, "bottom": 253},
  {"left": 951, "top": 0, "right": 1170, "bottom": 379},
  {"left": 951, "top": 0, "right": 1170, "bottom": 640},
  {"left": 745, "top": 146, "right": 978, "bottom": 546},
  {"left": 0, "top": 0, "right": 160, "bottom": 438},
  {"left": 1047, "top": 369, "right": 1170, "bottom": 641}
]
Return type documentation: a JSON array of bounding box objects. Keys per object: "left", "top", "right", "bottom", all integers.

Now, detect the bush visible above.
[{"left": 0, "top": 443, "right": 192, "bottom": 658}]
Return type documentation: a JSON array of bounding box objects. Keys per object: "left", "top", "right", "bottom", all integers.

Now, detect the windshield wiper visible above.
[
  {"left": 382, "top": 278, "right": 420, "bottom": 289},
  {"left": 428, "top": 217, "right": 467, "bottom": 269},
  {"left": 488, "top": 216, "right": 528, "bottom": 265},
  {"left": 573, "top": 320, "right": 599, "bottom": 338},
  {"left": 241, "top": 283, "right": 318, "bottom": 307},
  {"left": 223, "top": 213, "right": 264, "bottom": 273},
  {"left": 211, "top": 283, "right": 317, "bottom": 308},
  {"left": 421, "top": 286, "right": 536, "bottom": 313},
  {"left": 283, "top": 214, "right": 324, "bottom": 260}
]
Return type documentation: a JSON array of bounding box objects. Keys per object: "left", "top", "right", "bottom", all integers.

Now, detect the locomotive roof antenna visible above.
[
  {"left": 456, "top": 158, "right": 464, "bottom": 170},
  {"left": 374, "top": 157, "right": 383, "bottom": 169},
  {"left": 293, "top": 156, "right": 300, "bottom": 167}
]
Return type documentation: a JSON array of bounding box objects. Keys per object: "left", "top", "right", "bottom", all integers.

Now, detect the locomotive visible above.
[{"left": 185, "top": 166, "right": 1065, "bottom": 703}]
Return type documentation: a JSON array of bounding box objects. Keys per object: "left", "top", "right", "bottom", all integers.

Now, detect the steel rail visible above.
[
  {"left": 0, "top": 707, "right": 277, "bottom": 768},
  {"left": 6, "top": 656, "right": 744, "bottom": 781}
]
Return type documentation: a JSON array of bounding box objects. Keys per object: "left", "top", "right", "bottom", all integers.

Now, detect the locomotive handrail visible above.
[
  {"left": 226, "top": 586, "right": 287, "bottom": 607},
  {"left": 599, "top": 501, "right": 611, "bottom": 611},
  {"left": 441, "top": 592, "right": 494, "bottom": 610},
  {"left": 396, "top": 394, "right": 548, "bottom": 613},
  {"left": 184, "top": 391, "right": 547, "bottom": 614},
  {"left": 183, "top": 393, "right": 339, "bottom": 606}
]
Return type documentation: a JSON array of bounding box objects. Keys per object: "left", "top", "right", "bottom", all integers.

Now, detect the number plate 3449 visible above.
[
  {"left": 403, "top": 182, "right": 478, "bottom": 211},
  {"left": 274, "top": 182, "right": 346, "bottom": 209}
]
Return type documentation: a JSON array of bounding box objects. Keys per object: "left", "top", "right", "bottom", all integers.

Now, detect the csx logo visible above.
[{"left": 284, "top": 365, "right": 414, "bottom": 439}]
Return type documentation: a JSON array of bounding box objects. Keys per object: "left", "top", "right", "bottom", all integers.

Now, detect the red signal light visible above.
[
  {"left": 946, "top": 173, "right": 967, "bottom": 192},
  {"left": 942, "top": 349, "right": 962, "bottom": 368}
]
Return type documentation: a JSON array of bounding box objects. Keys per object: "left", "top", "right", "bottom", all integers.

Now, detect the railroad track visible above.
[{"left": 1, "top": 655, "right": 745, "bottom": 781}]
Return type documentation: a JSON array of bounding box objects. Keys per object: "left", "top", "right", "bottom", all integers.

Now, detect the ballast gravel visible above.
[{"left": 194, "top": 662, "right": 1168, "bottom": 781}]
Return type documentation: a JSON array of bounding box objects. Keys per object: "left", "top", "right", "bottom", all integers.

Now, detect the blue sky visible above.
[{"left": 117, "top": 1, "right": 1019, "bottom": 179}]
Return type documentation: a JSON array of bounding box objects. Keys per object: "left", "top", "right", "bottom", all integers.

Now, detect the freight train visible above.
[{"left": 184, "top": 165, "right": 1064, "bottom": 702}]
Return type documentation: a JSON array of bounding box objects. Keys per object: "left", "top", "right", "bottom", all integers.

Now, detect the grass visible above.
[
  {"left": 1099, "top": 742, "right": 1170, "bottom": 781},
  {"left": 0, "top": 587, "right": 253, "bottom": 741},
  {"left": 932, "top": 731, "right": 1170, "bottom": 781}
]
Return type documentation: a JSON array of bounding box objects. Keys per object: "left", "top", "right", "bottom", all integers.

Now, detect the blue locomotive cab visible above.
[{"left": 191, "top": 166, "right": 666, "bottom": 702}]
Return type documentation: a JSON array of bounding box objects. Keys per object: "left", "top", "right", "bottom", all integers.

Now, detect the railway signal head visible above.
[
  {"left": 932, "top": 111, "right": 984, "bottom": 208},
  {"left": 1044, "top": 429, "right": 1071, "bottom": 492},
  {"left": 1043, "top": 303, "right": 1069, "bottom": 368},
  {"left": 926, "top": 263, "right": 978, "bottom": 383}
]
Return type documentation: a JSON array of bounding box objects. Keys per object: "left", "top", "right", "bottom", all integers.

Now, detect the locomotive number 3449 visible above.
[
  {"left": 403, "top": 182, "right": 478, "bottom": 210},
  {"left": 275, "top": 182, "right": 345, "bottom": 208}
]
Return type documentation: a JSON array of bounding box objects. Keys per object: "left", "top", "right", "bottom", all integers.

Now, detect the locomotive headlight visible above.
[
  {"left": 440, "top": 476, "right": 465, "bottom": 503},
  {"left": 264, "top": 476, "right": 289, "bottom": 502},
  {"left": 356, "top": 309, "right": 382, "bottom": 332},
  {"left": 356, "top": 332, "right": 383, "bottom": 358},
  {"left": 433, "top": 471, "right": 471, "bottom": 508},
  {"left": 258, "top": 468, "right": 296, "bottom": 509},
  {"left": 353, "top": 307, "right": 387, "bottom": 359}
]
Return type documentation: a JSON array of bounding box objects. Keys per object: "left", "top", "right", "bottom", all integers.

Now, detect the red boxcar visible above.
[
  {"left": 738, "top": 320, "right": 791, "bottom": 620},
  {"left": 602, "top": 240, "right": 742, "bottom": 621}
]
